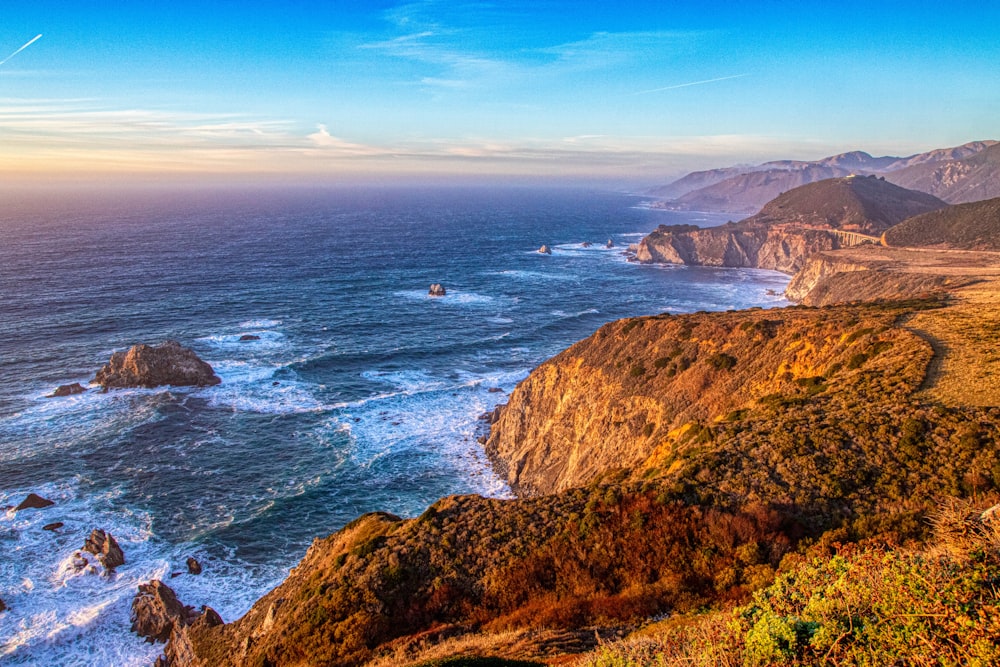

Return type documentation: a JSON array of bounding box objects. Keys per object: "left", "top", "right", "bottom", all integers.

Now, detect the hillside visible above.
[
  {"left": 635, "top": 177, "right": 946, "bottom": 272},
  {"left": 153, "top": 292, "right": 1000, "bottom": 667},
  {"left": 886, "top": 142, "right": 1000, "bottom": 203},
  {"left": 648, "top": 141, "right": 996, "bottom": 214},
  {"left": 882, "top": 196, "right": 1000, "bottom": 250}
]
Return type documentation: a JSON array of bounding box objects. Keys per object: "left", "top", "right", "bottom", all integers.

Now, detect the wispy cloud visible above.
[
  {"left": 632, "top": 73, "right": 750, "bottom": 96},
  {"left": 0, "top": 34, "right": 42, "bottom": 67}
]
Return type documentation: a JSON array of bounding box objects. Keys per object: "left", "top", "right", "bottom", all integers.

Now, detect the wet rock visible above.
[
  {"left": 14, "top": 493, "right": 54, "bottom": 511},
  {"left": 83, "top": 528, "right": 125, "bottom": 571},
  {"left": 606, "top": 238, "right": 615, "bottom": 248},
  {"left": 538, "top": 245, "right": 552, "bottom": 254},
  {"left": 43, "top": 522, "right": 64, "bottom": 531},
  {"left": 581, "top": 241, "right": 593, "bottom": 248},
  {"left": 131, "top": 580, "right": 199, "bottom": 643},
  {"left": 186, "top": 557, "right": 202, "bottom": 575},
  {"left": 47, "top": 383, "right": 87, "bottom": 398},
  {"left": 487, "top": 387, "right": 504, "bottom": 393},
  {"left": 94, "top": 340, "right": 221, "bottom": 389},
  {"left": 0, "top": 596, "right": 6, "bottom": 612},
  {"left": 239, "top": 334, "right": 261, "bottom": 341},
  {"left": 428, "top": 283, "right": 446, "bottom": 296}
]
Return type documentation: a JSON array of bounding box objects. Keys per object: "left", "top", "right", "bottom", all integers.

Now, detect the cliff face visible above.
[
  {"left": 635, "top": 224, "right": 837, "bottom": 273},
  {"left": 485, "top": 305, "right": 929, "bottom": 496}
]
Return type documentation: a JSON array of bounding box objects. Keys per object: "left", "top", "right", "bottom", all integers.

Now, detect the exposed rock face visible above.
[
  {"left": 14, "top": 493, "right": 54, "bottom": 511},
  {"left": 637, "top": 177, "right": 947, "bottom": 273},
  {"left": 485, "top": 306, "right": 932, "bottom": 496},
  {"left": 48, "top": 383, "right": 87, "bottom": 398},
  {"left": 132, "top": 580, "right": 223, "bottom": 666},
  {"left": 428, "top": 283, "right": 446, "bottom": 296},
  {"left": 636, "top": 223, "right": 838, "bottom": 273},
  {"left": 94, "top": 341, "right": 221, "bottom": 389},
  {"left": 83, "top": 529, "right": 125, "bottom": 571}
]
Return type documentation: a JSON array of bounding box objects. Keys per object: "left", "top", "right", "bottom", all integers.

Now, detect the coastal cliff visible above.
[{"left": 636, "top": 176, "right": 947, "bottom": 273}]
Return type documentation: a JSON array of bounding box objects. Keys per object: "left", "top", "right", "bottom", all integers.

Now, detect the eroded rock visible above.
[
  {"left": 428, "top": 283, "right": 446, "bottom": 296},
  {"left": 94, "top": 341, "right": 221, "bottom": 389},
  {"left": 84, "top": 529, "right": 125, "bottom": 571},
  {"left": 14, "top": 493, "right": 54, "bottom": 511},
  {"left": 48, "top": 383, "right": 87, "bottom": 398},
  {"left": 186, "top": 557, "right": 202, "bottom": 575}
]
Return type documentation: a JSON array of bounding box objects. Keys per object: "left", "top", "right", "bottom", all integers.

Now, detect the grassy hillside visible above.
[{"left": 883, "top": 196, "right": 1000, "bottom": 250}]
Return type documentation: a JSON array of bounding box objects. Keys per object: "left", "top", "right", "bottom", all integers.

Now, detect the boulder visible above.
[
  {"left": 131, "top": 580, "right": 200, "bottom": 643},
  {"left": 48, "top": 383, "right": 87, "bottom": 398},
  {"left": 43, "top": 522, "right": 64, "bottom": 531},
  {"left": 94, "top": 341, "right": 221, "bottom": 389},
  {"left": 239, "top": 334, "right": 260, "bottom": 341},
  {"left": 538, "top": 245, "right": 552, "bottom": 254},
  {"left": 428, "top": 283, "right": 446, "bottom": 297},
  {"left": 83, "top": 528, "right": 125, "bottom": 571},
  {"left": 186, "top": 557, "right": 202, "bottom": 575},
  {"left": 14, "top": 493, "right": 54, "bottom": 511},
  {"left": 605, "top": 238, "right": 615, "bottom": 248}
]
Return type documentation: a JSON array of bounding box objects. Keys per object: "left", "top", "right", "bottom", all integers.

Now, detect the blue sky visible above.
[{"left": 1, "top": 1, "right": 998, "bottom": 183}]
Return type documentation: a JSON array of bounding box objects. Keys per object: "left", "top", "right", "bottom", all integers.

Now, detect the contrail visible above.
[
  {"left": 0, "top": 34, "right": 42, "bottom": 67},
  {"left": 633, "top": 73, "right": 749, "bottom": 96}
]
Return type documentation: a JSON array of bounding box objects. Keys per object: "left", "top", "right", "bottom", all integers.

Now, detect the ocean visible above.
[{"left": 0, "top": 185, "right": 788, "bottom": 665}]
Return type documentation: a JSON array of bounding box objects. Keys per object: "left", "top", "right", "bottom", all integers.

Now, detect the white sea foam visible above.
[
  {"left": 490, "top": 269, "right": 574, "bottom": 281},
  {"left": 239, "top": 318, "right": 282, "bottom": 328},
  {"left": 393, "top": 289, "right": 497, "bottom": 305}
]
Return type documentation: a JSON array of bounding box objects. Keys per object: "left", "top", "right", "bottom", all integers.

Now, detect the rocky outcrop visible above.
[
  {"left": 14, "top": 493, "right": 54, "bottom": 511},
  {"left": 186, "top": 557, "right": 202, "bottom": 575},
  {"left": 886, "top": 143, "right": 1000, "bottom": 204},
  {"left": 94, "top": 341, "right": 221, "bottom": 389},
  {"left": 784, "top": 252, "right": 880, "bottom": 302},
  {"left": 428, "top": 283, "right": 446, "bottom": 296},
  {"left": 637, "top": 177, "right": 947, "bottom": 273},
  {"left": 83, "top": 529, "right": 125, "bottom": 571},
  {"left": 636, "top": 223, "right": 838, "bottom": 273},
  {"left": 48, "top": 383, "right": 87, "bottom": 398},
  {"left": 132, "top": 580, "right": 222, "bottom": 666},
  {"left": 485, "top": 305, "right": 932, "bottom": 496}
]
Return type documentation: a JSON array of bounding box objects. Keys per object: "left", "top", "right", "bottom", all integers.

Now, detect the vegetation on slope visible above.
[
  {"left": 580, "top": 497, "right": 1000, "bottom": 667},
  {"left": 177, "top": 299, "right": 1000, "bottom": 667},
  {"left": 883, "top": 196, "right": 1000, "bottom": 250}
]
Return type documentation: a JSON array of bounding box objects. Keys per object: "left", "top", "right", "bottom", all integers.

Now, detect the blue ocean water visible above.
[{"left": 0, "top": 186, "right": 787, "bottom": 665}]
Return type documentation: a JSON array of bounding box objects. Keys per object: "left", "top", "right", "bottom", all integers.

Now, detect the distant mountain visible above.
[
  {"left": 650, "top": 141, "right": 997, "bottom": 215},
  {"left": 883, "top": 196, "right": 1000, "bottom": 250},
  {"left": 635, "top": 176, "right": 947, "bottom": 272},
  {"left": 885, "top": 143, "right": 1000, "bottom": 204},
  {"left": 745, "top": 175, "right": 948, "bottom": 235}
]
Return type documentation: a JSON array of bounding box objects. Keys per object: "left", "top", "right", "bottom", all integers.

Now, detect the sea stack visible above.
[
  {"left": 47, "top": 383, "right": 87, "bottom": 398},
  {"left": 428, "top": 283, "right": 446, "bottom": 296},
  {"left": 93, "top": 341, "right": 221, "bottom": 389}
]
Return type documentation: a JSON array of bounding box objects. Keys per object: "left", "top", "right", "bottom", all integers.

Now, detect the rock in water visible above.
[
  {"left": 47, "top": 383, "right": 87, "bottom": 398},
  {"left": 581, "top": 241, "right": 593, "bottom": 248},
  {"left": 131, "top": 580, "right": 202, "bottom": 643},
  {"left": 83, "top": 529, "right": 125, "bottom": 571},
  {"left": 428, "top": 283, "right": 446, "bottom": 296},
  {"left": 186, "top": 557, "right": 202, "bottom": 575},
  {"left": 14, "top": 493, "right": 54, "bottom": 511},
  {"left": 94, "top": 341, "right": 221, "bottom": 389},
  {"left": 43, "top": 522, "right": 64, "bottom": 531},
  {"left": 538, "top": 245, "right": 552, "bottom": 254},
  {"left": 238, "top": 334, "right": 260, "bottom": 341},
  {"left": 606, "top": 238, "right": 615, "bottom": 248},
  {"left": 0, "top": 596, "right": 6, "bottom": 612}
]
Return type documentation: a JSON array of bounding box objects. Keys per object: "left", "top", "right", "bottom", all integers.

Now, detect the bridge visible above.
[{"left": 832, "top": 230, "right": 882, "bottom": 247}]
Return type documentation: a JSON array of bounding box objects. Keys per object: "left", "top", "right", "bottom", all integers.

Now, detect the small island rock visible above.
[
  {"left": 43, "top": 522, "right": 64, "bottom": 531},
  {"left": 48, "top": 383, "right": 87, "bottom": 398},
  {"left": 238, "top": 334, "right": 260, "bottom": 341},
  {"left": 131, "top": 580, "right": 199, "bottom": 643},
  {"left": 605, "top": 238, "right": 615, "bottom": 248},
  {"left": 581, "top": 241, "right": 592, "bottom": 248},
  {"left": 15, "top": 493, "right": 54, "bottom": 511},
  {"left": 0, "top": 596, "right": 6, "bottom": 612},
  {"left": 186, "top": 557, "right": 202, "bottom": 575},
  {"left": 428, "top": 283, "right": 447, "bottom": 297},
  {"left": 94, "top": 341, "right": 221, "bottom": 389},
  {"left": 538, "top": 245, "right": 552, "bottom": 254},
  {"left": 83, "top": 528, "right": 125, "bottom": 571}
]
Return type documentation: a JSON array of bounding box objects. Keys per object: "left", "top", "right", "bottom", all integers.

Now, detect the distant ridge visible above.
[
  {"left": 883, "top": 196, "right": 1000, "bottom": 250},
  {"left": 885, "top": 143, "right": 1000, "bottom": 204},
  {"left": 649, "top": 140, "right": 997, "bottom": 214}
]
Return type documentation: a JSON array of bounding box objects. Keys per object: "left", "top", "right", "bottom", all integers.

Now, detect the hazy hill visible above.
[
  {"left": 635, "top": 176, "right": 946, "bottom": 272},
  {"left": 886, "top": 142, "right": 1000, "bottom": 203},
  {"left": 883, "top": 196, "right": 1000, "bottom": 250},
  {"left": 745, "top": 175, "right": 948, "bottom": 234},
  {"left": 650, "top": 140, "right": 996, "bottom": 214}
]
